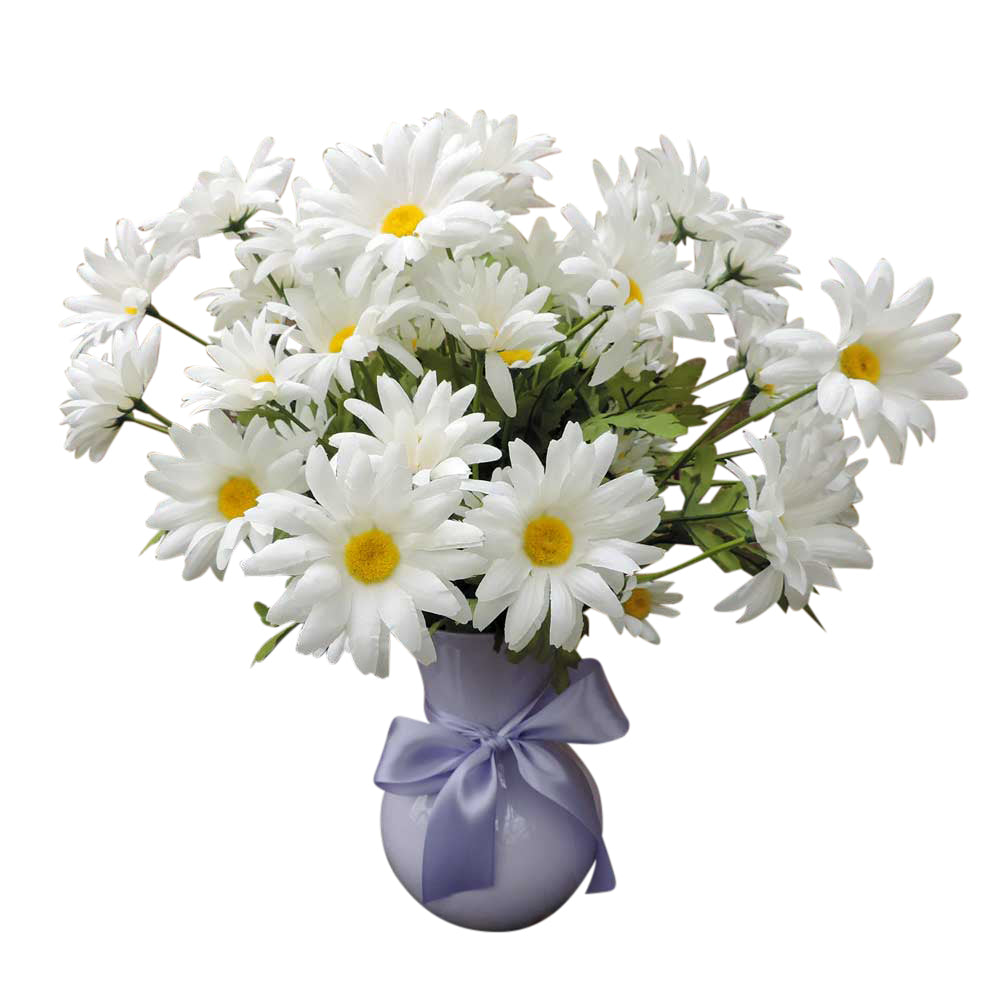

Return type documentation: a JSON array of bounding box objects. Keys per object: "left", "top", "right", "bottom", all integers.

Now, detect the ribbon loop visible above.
[{"left": 374, "top": 658, "right": 628, "bottom": 903}]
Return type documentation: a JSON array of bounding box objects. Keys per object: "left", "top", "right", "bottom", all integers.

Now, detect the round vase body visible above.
[{"left": 380, "top": 632, "right": 603, "bottom": 931}]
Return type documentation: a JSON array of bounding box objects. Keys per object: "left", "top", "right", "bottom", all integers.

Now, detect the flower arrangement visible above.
[{"left": 61, "top": 111, "right": 968, "bottom": 685}]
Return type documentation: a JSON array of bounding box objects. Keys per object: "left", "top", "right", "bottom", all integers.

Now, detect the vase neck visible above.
[{"left": 419, "top": 633, "right": 551, "bottom": 728}]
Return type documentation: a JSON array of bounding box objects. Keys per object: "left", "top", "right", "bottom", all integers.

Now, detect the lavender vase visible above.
[{"left": 379, "top": 632, "right": 613, "bottom": 931}]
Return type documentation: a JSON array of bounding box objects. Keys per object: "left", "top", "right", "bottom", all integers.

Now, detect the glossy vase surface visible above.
[{"left": 379, "top": 632, "right": 609, "bottom": 931}]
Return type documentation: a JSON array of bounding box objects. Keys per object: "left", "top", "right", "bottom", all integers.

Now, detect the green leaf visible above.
[
  {"left": 605, "top": 410, "right": 685, "bottom": 440},
  {"left": 139, "top": 530, "right": 165, "bottom": 556},
  {"left": 680, "top": 445, "right": 717, "bottom": 505},
  {"left": 251, "top": 624, "right": 298, "bottom": 665},
  {"left": 253, "top": 601, "right": 275, "bottom": 627}
]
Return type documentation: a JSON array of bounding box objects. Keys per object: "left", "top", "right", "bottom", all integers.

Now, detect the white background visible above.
[{"left": 3, "top": 3, "right": 998, "bottom": 997}]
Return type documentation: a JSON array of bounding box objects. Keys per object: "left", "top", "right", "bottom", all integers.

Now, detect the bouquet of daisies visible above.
[{"left": 61, "top": 112, "right": 967, "bottom": 682}]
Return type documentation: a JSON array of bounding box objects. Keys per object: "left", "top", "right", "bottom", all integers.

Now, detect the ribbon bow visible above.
[{"left": 374, "top": 658, "right": 629, "bottom": 903}]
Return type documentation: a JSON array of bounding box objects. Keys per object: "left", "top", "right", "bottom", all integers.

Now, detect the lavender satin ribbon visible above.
[{"left": 373, "top": 658, "right": 629, "bottom": 903}]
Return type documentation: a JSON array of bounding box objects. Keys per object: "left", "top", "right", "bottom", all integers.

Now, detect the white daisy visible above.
[
  {"left": 464, "top": 422, "right": 664, "bottom": 652},
  {"left": 148, "top": 138, "right": 294, "bottom": 256},
  {"left": 438, "top": 109, "right": 558, "bottom": 215},
  {"left": 697, "top": 237, "right": 800, "bottom": 319},
  {"left": 242, "top": 444, "right": 484, "bottom": 677},
  {"left": 145, "top": 411, "right": 307, "bottom": 580},
  {"left": 62, "top": 220, "right": 186, "bottom": 353},
  {"left": 635, "top": 137, "right": 789, "bottom": 246},
  {"left": 614, "top": 577, "right": 682, "bottom": 643},
  {"left": 715, "top": 426, "right": 872, "bottom": 622},
  {"left": 609, "top": 431, "right": 668, "bottom": 476},
  {"left": 499, "top": 218, "right": 580, "bottom": 311},
  {"left": 197, "top": 262, "right": 278, "bottom": 332},
  {"left": 420, "top": 257, "right": 562, "bottom": 416},
  {"left": 816, "top": 259, "right": 967, "bottom": 463},
  {"left": 237, "top": 207, "right": 324, "bottom": 290},
  {"left": 299, "top": 117, "right": 506, "bottom": 273},
  {"left": 184, "top": 311, "right": 313, "bottom": 413},
  {"left": 329, "top": 372, "right": 501, "bottom": 482},
  {"left": 61, "top": 327, "right": 161, "bottom": 461},
  {"left": 560, "top": 189, "right": 725, "bottom": 383},
  {"left": 283, "top": 268, "right": 427, "bottom": 395}
]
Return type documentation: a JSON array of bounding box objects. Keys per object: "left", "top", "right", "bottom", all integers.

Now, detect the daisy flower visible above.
[
  {"left": 816, "top": 259, "right": 967, "bottom": 462},
  {"left": 145, "top": 411, "right": 307, "bottom": 580},
  {"left": 184, "top": 310, "right": 313, "bottom": 413},
  {"left": 62, "top": 220, "right": 186, "bottom": 353},
  {"left": 329, "top": 372, "right": 501, "bottom": 482},
  {"left": 464, "top": 422, "right": 664, "bottom": 652},
  {"left": 197, "top": 262, "right": 278, "bottom": 332},
  {"left": 298, "top": 117, "right": 506, "bottom": 273},
  {"left": 499, "top": 217, "right": 580, "bottom": 311},
  {"left": 560, "top": 189, "right": 725, "bottom": 383},
  {"left": 697, "top": 237, "right": 800, "bottom": 318},
  {"left": 438, "top": 109, "right": 558, "bottom": 215},
  {"left": 242, "top": 444, "right": 484, "bottom": 677},
  {"left": 61, "top": 327, "right": 161, "bottom": 461},
  {"left": 283, "top": 268, "right": 427, "bottom": 395},
  {"left": 609, "top": 431, "right": 668, "bottom": 476},
  {"left": 237, "top": 207, "right": 324, "bottom": 290},
  {"left": 614, "top": 577, "right": 682, "bottom": 643},
  {"left": 148, "top": 138, "right": 294, "bottom": 256},
  {"left": 421, "top": 257, "right": 562, "bottom": 416},
  {"left": 635, "top": 137, "right": 789, "bottom": 246},
  {"left": 715, "top": 426, "right": 872, "bottom": 622}
]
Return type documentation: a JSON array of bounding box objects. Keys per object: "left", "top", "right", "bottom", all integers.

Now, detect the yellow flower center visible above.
[
  {"left": 217, "top": 476, "right": 260, "bottom": 521},
  {"left": 761, "top": 383, "right": 775, "bottom": 396},
  {"left": 344, "top": 529, "right": 400, "bottom": 584},
  {"left": 839, "top": 344, "right": 881, "bottom": 383},
  {"left": 623, "top": 587, "right": 652, "bottom": 620},
  {"left": 328, "top": 325, "right": 356, "bottom": 354},
  {"left": 625, "top": 277, "right": 644, "bottom": 305},
  {"left": 123, "top": 306, "right": 138, "bottom": 316},
  {"left": 523, "top": 516, "right": 573, "bottom": 567},
  {"left": 254, "top": 373, "right": 276, "bottom": 384},
  {"left": 381, "top": 203, "right": 425, "bottom": 238},
  {"left": 499, "top": 349, "right": 533, "bottom": 365}
]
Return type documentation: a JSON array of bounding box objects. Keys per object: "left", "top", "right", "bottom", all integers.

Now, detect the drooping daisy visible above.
[
  {"left": 816, "top": 259, "right": 967, "bottom": 462},
  {"left": 609, "top": 431, "right": 668, "bottom": 476},
  {"left": 148, "top": 138, "right": 294, "bottom": 256},
  {"left": 237, "top": 205, "right": 324, "bottom": 290},
  {"left": 62, "top": 220, "right": 187, "bottom": 353},
  {"left": 298, "top": 117, "right": 506, "bottom": 273},
  {"left": 715, "top": 427, "right": 872, "bottom": 622},
  {"left": 499, "top": 217, "right": 580, "bottom": 311},
  {"left": 562, "top": 189, "right": 725, "bottom": 340},
  {"left": 242, "top": 444, "right": 484, "bottom": 677},
  {"left": 613, "top": 577, "right": 682, "bottom": 643},
  {"left": 283, "top": 268, "right": 427, "bottom": 395},
  {"left": 438, "top": 109, "right": 558, "bottom": 215},
  {"left": 197, "top": 262, "right": 278, "bottom": 332},
  {"left": 61, "top": 327, "right": 161, "bottom": 461},
  {"left": 145, "top": 411, "right": 307, "bottom": 580},
  {"left": 635, "top": 137, "right": 789, "bottom": 246},
  {"left": 464, "top": 422, "right": 664, "bottom": 651},
  {"left": 329, "top": 372, "right": 501, "bottom": 481},
  {"left": 697, "top": 236, "right": 800, "bottom": 317},
  {"left": 420, "top": 257, "right": 562, "bottom": 416},
  {"left": 184, "top": 310, "right": 313, "bottom": 413}
]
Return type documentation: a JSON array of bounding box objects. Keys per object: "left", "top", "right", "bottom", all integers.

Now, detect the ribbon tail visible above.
[
  {"left": 510, "top": 741, "right": 617, "bottom": 895},
  {"left": 586, "top": 837, "right": 616, "bottom": 894},
  {"left": 421, "top": 745, "right": 498, "bottom": 903}
]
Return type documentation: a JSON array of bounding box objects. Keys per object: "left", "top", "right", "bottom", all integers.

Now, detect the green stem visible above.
[
  {"left": 694, "top": 366, "right": 743, "bottom": 391},
  {"left": 660, "top": 510, "right": 747, "bottom": 526},
  {"left": 639, "top": 535, "right": 750, "bottom": 581},
  {"left": 565, "top": 306, "right": 612, "bottom": 339},
  {"left": 702, "top": 396, "right": 743, "bottom": 415},
  {"left": 133, "top": 399, "right": 173, "bottom": 427},
  {"left": 572, "top": 313, "right": 610, "bottom": 363},
  {"left": 706, "top": 385, "right": 818, "bottom": 447},
  {"left": 715, "top": 448, "right": 754, "bottom": 462},
  {"left": 146, "top": 305, "right": 209, "bottom": 346},
  {"left": 123, "top": 414, "right": 169, "bottom": 435},
  {"left": 663, "top": 387, "right": 752, "bottom": 479},
  {"left": 269, "top": 401, "right": 310, "bottom": 433}
]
